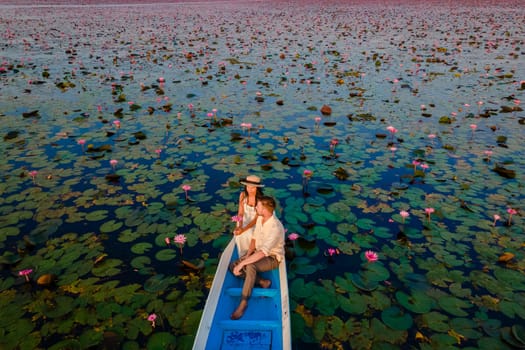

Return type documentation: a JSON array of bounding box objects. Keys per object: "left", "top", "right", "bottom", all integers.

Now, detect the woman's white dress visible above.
[{"left": 235, "top": 198, "right": 257, "bottom": 256}]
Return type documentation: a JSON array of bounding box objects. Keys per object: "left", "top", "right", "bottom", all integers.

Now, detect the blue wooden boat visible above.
[{"left": 193, "top": 238, "right": 291, "bottom": 350}]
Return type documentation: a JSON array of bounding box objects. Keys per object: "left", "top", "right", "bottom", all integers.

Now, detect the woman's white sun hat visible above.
[{"left": 240, "top": 175, "right": 264, "bottom": 187}]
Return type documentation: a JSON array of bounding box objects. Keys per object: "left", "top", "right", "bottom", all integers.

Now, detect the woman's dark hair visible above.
[{"left": 243, "top": 186, "right": 264, "bottom": 205}]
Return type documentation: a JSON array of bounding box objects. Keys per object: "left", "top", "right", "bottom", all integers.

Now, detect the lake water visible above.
[{"left": 0, "top": 1, "right": 523, "bottom": 349}]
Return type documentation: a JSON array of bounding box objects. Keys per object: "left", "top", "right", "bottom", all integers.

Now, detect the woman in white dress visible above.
[{"left": 234, "top": 175, "right": 264, "bottom": 256}]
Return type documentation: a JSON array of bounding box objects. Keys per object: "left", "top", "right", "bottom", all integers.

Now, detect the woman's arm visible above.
[
  {"left": 237, "top": 192, "right": 245, "bottom": 226},
  {"left": 234, "top": 216, "right": 257, "bottom": 236}
]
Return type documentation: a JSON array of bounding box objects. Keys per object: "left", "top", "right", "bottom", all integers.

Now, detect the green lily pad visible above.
[
  {"left": 337, "top": 293, "right": 368, "bottom": 314},
  {"left": 422, "top": 311, "right": 449, "bottom": 332},
  {"left": 92, "top": 258, "right": 122, "bottom": 277},
  {"left": 501, "top": 327, "right": 525, "bottom": 349},
  {"left": 131, "top": 242, "right": 153, "bottom": 254},
  {"left": 512, "top": 325, "right": 525, "bottom": 345},
  {"left": 381, "top": 306, "right": 413, "bottom": 331},
  {"left": 85, "top": 210, "right": 109, "bottom": 221},
  {"left": 146, "top": 332, "right": 176, "bottom": 350},
  {"left": 144, "top": 274, "right": 176, "bottom": 293},
  {"left": 155, "top": 249, "right": 177, "bottom": 261},
  {"left": 438, "top": 296, "right": 472, "bottom": 316},
  {"left": 356, "top": 218, "right": 375, "bottom": 230},
  {"left": 100, "top": 220, "right": 123, "bottom": 233},
  {"left": 351, "top": 272, "right": 378, "bottom": 291},
  {"left": 131, "top": 256, "right": 151, "bottom": 269},
  {"left": 45, "top": 295, "right": 75, "bottom": 318},
  {"left": 396, "top": 290, "right": 435, "bottom": 314},
  {"left": 48, "top": 339, "right": 81, "bottom": 350}
]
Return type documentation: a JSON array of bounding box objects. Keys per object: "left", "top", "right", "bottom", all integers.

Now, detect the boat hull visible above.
[{"left": 193, "top": 238, "right": 291, "bottom": 350}]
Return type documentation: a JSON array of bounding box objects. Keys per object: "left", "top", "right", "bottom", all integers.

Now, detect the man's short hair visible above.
[{"left": 259, "top": 195, "right": 276, "bottom": 212}]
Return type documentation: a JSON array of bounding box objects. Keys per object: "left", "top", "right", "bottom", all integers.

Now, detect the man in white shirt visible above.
[{"left": 230, "top": 195, "right": 285, "bottom": 320}]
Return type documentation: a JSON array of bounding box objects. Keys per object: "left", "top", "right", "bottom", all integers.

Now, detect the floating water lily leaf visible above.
[
  {"left": 85, "top": 210, "right": 109, "bottom": 221},
  {"left": 362, "top": 262, "right": 390, "bottom": 281},
  {"left": 356, "top": 218, "right": 375, "bottom": 230},
  {"left": 79, "top": 329, "right": 104, "bottom": 348},
  {"left": 144, "top": 274, "right": 177, "bottom": 293},
  {"left": 0, "top": 251, "right": 21, "bottom": 265},
  {"left": 92, "top": 259, "right": 122, "bottom": 277},
  {"left": 450, "top": 317, "right": 483, "bottom": 340},
  {"left": 497, "top": 252, "right": 515, "bottom": 263},
  {"left": 100, "top": 220, "right": 123, "bottom": 233},
  {"left": 45, "top": 295, "right": 75, "bottom": 318},
  {"left": 494, "top": 267, "right": 525, "bottom": 291},
  {"left": 37, "top": 273, "right": 58, "bottom": 287},
  {"left": 337, "top": 293, "right": 367, "bottom": 314},
  {"left": 501, "top": 327, "right": 525, "bottom": 349},
  {"left": 131, "top": 242, "right": 153, "bottom": 254},
  {"left": 512, "top": 325, "right": 525, "bottom": 345},
  {"left": 351, "top": 272, "right": 378, "bottom": 291},
  {"left": 438, "top": 296, "right": 472, "bottom": 316},
  {"left": 480, "top": 318, "right": 501, "bottom": 337},
  {"left": 396, "top": 290, "right": 435, "bottom": 314},
  {"left": 118, "top": 229, "right": 138, "bottom": 243},
  {"left": 48, "top": 339, "right": 81, "bottom": 350},
  {"left": 290, "top": 278, "right": 313, "bottom": 298},
  {"left": 155, "top": 249, "right": 177, "bottom": 261},
  {"left": 311, "top": 210, "right": 337, "bottom": 225},
  {"left": 131, "top": 256, "right": 151, "bottom": 269},
  {"left": 381, "top": 306, "right": 413, "bottom": 331},
  {"left": 422, "top": 311, "right": 450, "bottom": 332},
  {"left": 290, "top": 257, "right": 319, "bottom": 275},
  {"left": 1, "top": 226, "right": 19, "bottom": 237}
]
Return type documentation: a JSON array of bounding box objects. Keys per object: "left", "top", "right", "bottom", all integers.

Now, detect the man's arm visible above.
[{"left": 233, "top": 250, "right": 265, "bottom": 276}]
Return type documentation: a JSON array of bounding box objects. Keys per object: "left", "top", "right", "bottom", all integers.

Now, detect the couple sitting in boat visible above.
[{"left": 230, "top": 175, "right": 285, "bottom": 320}]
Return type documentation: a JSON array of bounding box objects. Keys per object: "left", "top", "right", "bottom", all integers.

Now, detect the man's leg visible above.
[{"left": 231, "top": 257, "right": 279, "bottom": 320}]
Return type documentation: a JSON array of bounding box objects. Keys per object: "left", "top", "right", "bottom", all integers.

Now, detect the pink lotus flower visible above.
[
  {"left": 181, "top": 184, "right": 191, "bottom": 200},
  {"left": 386, "top": 125, "right": 398, "bottom": 135},
  {"left": 302, "top": 170, "right": 313, "bottom": 194},
  {"left": 113, "top": 120, "right": 121, "bottom": 129},
  {"left": 329, "top": 138, "right": 339, "bottom": 155},
  {"left": 77, "top": 139, "right": 86, "bottom": 147},
  {"left": 28, "top": 170, "right": 38, "bottom": 183},
  {"left": 110, "top": 159, "right": 118, "bottom": 170},
  {"left": 147, "top": 313, "right": 157, "bottom": 328},
  {"left": 231, "top": 215, "right": 242, "bottom": 227},
  {"left": 365, "top": 250, "right": 378, "bottom": 263},
  {"left": 18, "top": 268, "right": 33, "bottom": 282},
  {"left": 154, "top": 149, "right": 162, "bottom": 157},
  {"left": 164, "top": 237, "right": 170, "bottom": 246},
  {"left": 327, "top": 248, "right": 337, "bottom": 256},
  {"left": 288, "top": 233, "right": 299, "bottom": 241},
  {"left": 507, "top": 208, "right": 517, "bottom": 225},
  {"left": 425, "top": 207, "right": 435, "bottom": 222},
  {"left": 493, "top": 214, "right": 500, "bottom": 227},
  {"left": 400, "top": 210, "right": 409, "bottom": 223},
  {"left": 173, "top": 234, "right": 186, "bottom": 255}
]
